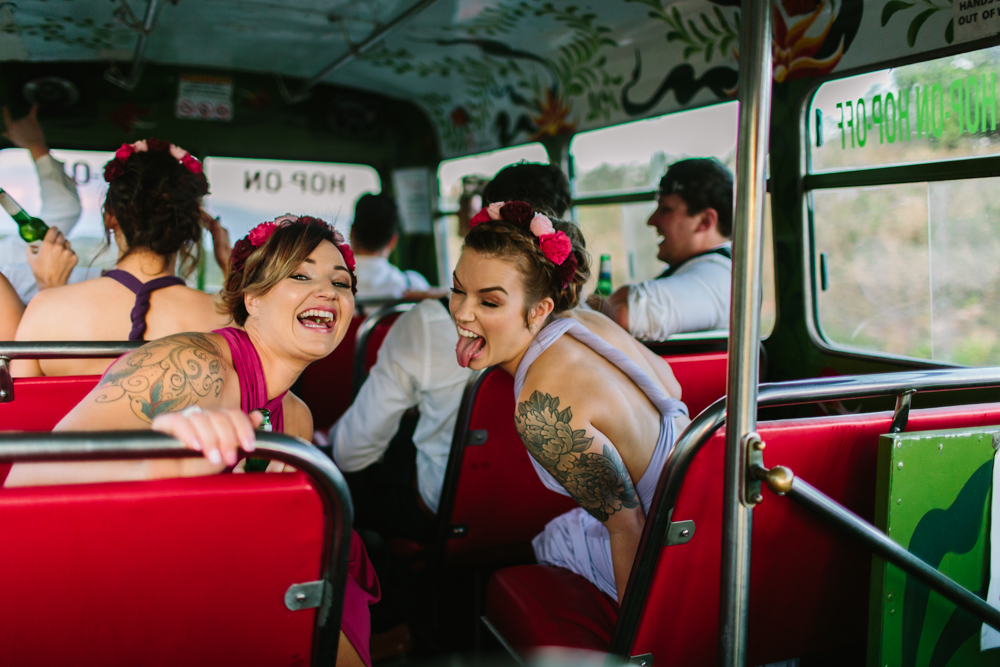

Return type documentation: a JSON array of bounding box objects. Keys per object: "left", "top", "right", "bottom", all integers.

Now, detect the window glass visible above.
[
  {"left": 437, "top": 143, "right": 548, "bottom": 212},
  {"left": 813, "top": 178, "right": 1000, "bottom": 365},
  {"left": 809, "top": 46, "right": 1000, "bottom": 172},
  {"left": 575, "top": 195, "right": 775, "bottom": 339},
  {"left": 0, "top": 148, "right": 116, "bottom": 268},
  {"left": 570, "top": 102, "right": 738, "bottom": 197}
]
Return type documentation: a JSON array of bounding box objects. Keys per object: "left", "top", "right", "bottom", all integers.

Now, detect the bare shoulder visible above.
[{"left": 282, "top": 391, "right": 313, "bottom": 441}]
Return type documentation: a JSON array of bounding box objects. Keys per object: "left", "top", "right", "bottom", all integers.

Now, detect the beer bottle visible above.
[
  {"left": 597, "top": 254, "right": 613, "bottom": 297},
  {"left": 244, "top": 408, "right": 272, "bottom": 473},
  {"left": 0, "top": 188, "right": 48, "bottom": 243}
]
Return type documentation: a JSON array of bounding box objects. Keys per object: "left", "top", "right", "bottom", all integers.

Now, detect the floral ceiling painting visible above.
[{"left": 0, "top": 0, "right": 983, "bottom": 157}]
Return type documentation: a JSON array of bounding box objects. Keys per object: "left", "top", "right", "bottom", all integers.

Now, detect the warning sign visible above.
[
  {"left": 176, "top": 75, "right": 233, "bottom": 122},
  {"left": 954, "top": 0, "right": 1000, "bottom": 44}
]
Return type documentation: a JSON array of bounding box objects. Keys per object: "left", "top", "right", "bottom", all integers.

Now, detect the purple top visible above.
[
  {"left": 213, "top": 327, "right": 286, "bottom": 433},
  {"left": 104, "top": 269, "right": 186, "bottom": 341}
]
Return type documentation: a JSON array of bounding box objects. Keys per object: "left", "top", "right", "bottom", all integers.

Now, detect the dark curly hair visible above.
[
  {"left": 351, "top": 193, "right": 399, "bottom": 253},
  {"left": 483, "top": 162, "right": 572, "bottom": 218},
  {"left": 102, "top": 149, "right": 207, "bottom": 276},
  {"left": 658, "top": 158, "right": 734, "bottom": 237},
  {"left": 219, "top": 218, "right": 347, "bottom": 327},
  {"left": 463, "top": 215, "right": 590, "bottom": 323}
]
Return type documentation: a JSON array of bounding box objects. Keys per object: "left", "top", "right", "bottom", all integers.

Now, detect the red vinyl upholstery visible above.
[
  {"left": 485, "top": 402, "right": 1000, "bottom": 664},
  {"left": 362, "top": 312, "right": 402, "bottom": 375},
  {"left": 445, "top": 369, "right": 578, "bottom": 561},
  {"left": 0, "top": 375, "right": 100, "bottom": 432},
  {"left": 666, "top": 351, "right": 727, "bottom": 418},
  {"left": 298, "top": 313, "right": 365, "bottom": 432},
  {"left": 0, "top": 472, "right": 327, "bottom": 666}
]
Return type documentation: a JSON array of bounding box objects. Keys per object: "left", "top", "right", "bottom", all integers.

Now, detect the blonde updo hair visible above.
[
  {"left": 219, "top": 216, "right": 352, "bottom": 326},
  {"left": 463, "top": 216, "right": 590, "bottom": 323}
]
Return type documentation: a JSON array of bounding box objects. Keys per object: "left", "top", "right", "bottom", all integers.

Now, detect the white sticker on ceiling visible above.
[{"left": 175, "top": 75, "right": 233, "bottom": 122}]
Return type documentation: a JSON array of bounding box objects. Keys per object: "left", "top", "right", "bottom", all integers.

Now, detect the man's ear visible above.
[
  {"left": 386, "top": 233, "right": 399, "bottom": 254},
  {"left": 696, "top": 208, "right": 719, "bottom": 233}
]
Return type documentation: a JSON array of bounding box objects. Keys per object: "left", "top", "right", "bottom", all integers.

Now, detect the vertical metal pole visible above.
[{"left": 719, "top": 1, "right": 772, "bottom": 666}]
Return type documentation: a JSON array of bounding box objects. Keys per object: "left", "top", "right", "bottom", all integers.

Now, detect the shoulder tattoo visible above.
[
  {"left": 515, "top": 390, "right": 639, "bottom": 523},
  {"left": 95, "top": 332, "right": 226, "bottom": 422}
]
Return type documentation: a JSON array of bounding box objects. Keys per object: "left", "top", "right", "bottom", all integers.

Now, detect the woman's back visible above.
[{"left": 13, "top": 271, "right": 228, "bottom": 376}]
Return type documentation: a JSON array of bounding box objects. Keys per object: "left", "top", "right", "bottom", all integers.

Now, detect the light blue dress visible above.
[{"left": 514, "top": 317, "right": 688, "bottom": 599}]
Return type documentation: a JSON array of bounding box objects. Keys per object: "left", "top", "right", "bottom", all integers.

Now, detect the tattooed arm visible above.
[
  {"left": 515, "top": 390, "right": 646, "bottom": 602},
  {"left": 5, "top": 333, "right": 233, "bottom": 487}
]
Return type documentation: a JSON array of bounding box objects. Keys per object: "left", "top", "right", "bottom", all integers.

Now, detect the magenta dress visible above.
[{"left": 214, "top": 327, "right": 381, "bottom": 665}]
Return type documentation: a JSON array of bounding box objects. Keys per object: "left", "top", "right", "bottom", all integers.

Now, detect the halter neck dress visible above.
[
  {"left": 514, "top": 317, "right": 688, "bottom": 600},
  {"left": 105, "top": 269, "right": 187, "bottom": 341},
  {"left": 213, "top": 326, "right": 381, "bottom": 666}
]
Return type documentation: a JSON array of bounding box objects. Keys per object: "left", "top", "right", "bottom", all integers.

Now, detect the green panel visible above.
[{"left": 869, "top": 426, "right": 1000, "bottom": 667}]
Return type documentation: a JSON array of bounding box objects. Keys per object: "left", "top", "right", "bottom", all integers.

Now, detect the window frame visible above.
[{"left": 799, "top": 38, "right": 1000, "bottom": 368}]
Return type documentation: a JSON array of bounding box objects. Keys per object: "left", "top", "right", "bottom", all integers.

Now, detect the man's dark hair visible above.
[
  {"left": 658, "top": 158, "right": 734, "bottom": 237},
  {"left": 351, "top": 193, "right": 399, "bottom": 252},
  {"left": 483, "top": 162, "right": 572, "bottom": 218}
]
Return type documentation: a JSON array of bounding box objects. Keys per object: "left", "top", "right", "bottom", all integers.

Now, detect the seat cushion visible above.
[{"left": 485, "top": 565, "right": 618, "bottom": 653}]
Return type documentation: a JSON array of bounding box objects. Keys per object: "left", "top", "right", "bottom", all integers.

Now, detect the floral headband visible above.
[
  {"left": 103, "top": 138, "right": 208, "bottom": 195},
  {"left": 229, "top": 214, "right": 357, "bottom": 295},
  {"left": 469, "top": 200, "right": 578, "bottom": 288}
]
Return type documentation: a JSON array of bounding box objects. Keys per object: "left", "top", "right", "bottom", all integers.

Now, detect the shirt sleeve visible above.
[
  {"left": 34, "top": 155, "right": 82, "bottom": 235},
  {"left": 404, "top": 270, "right": 430, "bottom": 291},
  {"left": 626, "top": 259, "right": 731, "bottom": 341},
  {"left": 332, "top": 305, "right": 426, "bottom": 472}
]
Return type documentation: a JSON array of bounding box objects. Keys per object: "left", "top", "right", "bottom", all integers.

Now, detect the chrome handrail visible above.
[
  {"left": 611, "top": 365, "right": 1000, "bottom": 657},
  {"left": 0, "top": 430, "right": 353, "bottom": 666},
  {"left": 0, "top": 341, "right": 142, "bottom": 403},
  {"left": 352, "top": 302, "right": 417, "bottom": 397}
]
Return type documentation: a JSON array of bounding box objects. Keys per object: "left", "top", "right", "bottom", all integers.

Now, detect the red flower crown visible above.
[
  {"left": 103, "top": 138, "right": 208, "bottom": 195},
  {"left": 229, "top": 214, "right": 357, "bottom": 295},
  {"left": 469, "top": 201, "right": 578, "bottom": 288}
]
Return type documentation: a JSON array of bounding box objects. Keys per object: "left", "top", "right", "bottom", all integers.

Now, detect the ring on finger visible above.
[{"left": 180, "top": 405, "right": 203, "bottom": 418}]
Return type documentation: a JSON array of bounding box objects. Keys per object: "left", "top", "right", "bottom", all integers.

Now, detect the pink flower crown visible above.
[
  {"left": 469, "top": 201, "right": 578, "bottom": 288},
  {"left": 103, "top": 138, "right": 209, "bottom": 195},
  {"left": 230, "top": 214, "right": 357, "bottom": 295}
]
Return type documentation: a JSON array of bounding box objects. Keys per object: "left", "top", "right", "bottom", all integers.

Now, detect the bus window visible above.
[
  {"left": 809, "top": 46, "right": 1000, "bottom": 173},
  {"left": 436, "top": 143, "right": 548, "bottom": 279},
  {"left": 203, "top": 157, "right": 381, "bottom": 290},
  {"left": 570, "top": 103, "right": 775, "bottom": 338},
  {"left": 808, "top": 44, "right": 1000, "bottom": 365},
  {"left": 571, "top": 102, "right": 738, "bottom": 197},
  {"left": 0, "top": 148, "right": 116, "bottom": 270}
]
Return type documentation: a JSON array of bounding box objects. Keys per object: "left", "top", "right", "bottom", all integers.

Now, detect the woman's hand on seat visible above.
[{"left": 152, "top": 407, "right": 263, "bottom": 467}]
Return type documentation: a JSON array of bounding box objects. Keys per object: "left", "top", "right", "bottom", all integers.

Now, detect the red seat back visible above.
[
  {"left": 363, "top": 313, "right": 402, "bottom": 373},
  {"left": 298, "top": 313, "right": 365, "bottom": 432},
  {"left": 0, "top": 472, "right": 328, "bottom": 665},
  {"left": 0, "top": 376, "right": 100, "bottom": 432},
  {"left": 665, "top": 351, "right": 727, "bottom": 418},
  {"left": 628, "top": 403, "right": 1000, "bottom": 665}
]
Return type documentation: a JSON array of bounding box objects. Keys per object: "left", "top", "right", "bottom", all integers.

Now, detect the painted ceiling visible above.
[{"left": 0, "top": 0, "right": 987, "bottom": 157}]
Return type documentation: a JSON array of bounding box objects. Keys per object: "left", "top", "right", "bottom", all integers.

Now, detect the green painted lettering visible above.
[
  {"left": 966, "top": 74, "right": 980, "bottom": 134},
  {"left": 916, "top": 86, "right": 929, "bottom": 138},
  {"left": 873, "top": 94, "right": 883, "bottom": 144},
  {"left": 932, "top": 82, "right": 945, "bottom": 139},
  {"left": 856, "top": 98, "right": 867, "bottom": 147},
  {"left": 846, "top": 100, "right": 855, "bottom": 148},
  {"left": 897, "top": 87, "right": 910, "bottom": 141},
  {"left": 837, "top": 102, "right": 845, "bottom": 149},
  {"left": 886, "top": 92, "right": 897, "bottom": 144},
  {"left": 950, "top": 78, "right": 965, "bottom": 134},
  {"left": 982, "top": 72, "right": 996, "bottom": 131}
]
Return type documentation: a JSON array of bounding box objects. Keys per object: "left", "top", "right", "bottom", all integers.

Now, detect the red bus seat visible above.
[
  {"left": 0, "top": 471, "right": 336, "bottom": 665},
  {"left": 297, "top": 313, "right": 365, "bottom": 432},
  {"left": 351, "top": 303, "right": 415, "bottom": 397},
  {"left": 665, "top": 351, "right": 727, "bottom": 418},
  {"left": 0, "top": 375, "right": 100, "bottom": 432},
  {"left": 485, "top": 402, "right": 1000, "bottom": 664}
]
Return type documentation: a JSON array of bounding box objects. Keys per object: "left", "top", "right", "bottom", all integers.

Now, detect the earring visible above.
[{"left": 253, "top": 315, "right": 259, "bottom": 321}]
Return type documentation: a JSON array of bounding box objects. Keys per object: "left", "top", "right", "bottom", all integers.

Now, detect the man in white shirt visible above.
[
  {"left": 350, "top": 193, "right": 430, "bottom": 300},
  {"left": 1, "top": 105, "right": 88, "bottom": 302},
  {"left": 589, "top": 158, "right": 734, "bottom": 341},
  {"left": 329, "top": 162, "right": 571, "bottom": 540}
]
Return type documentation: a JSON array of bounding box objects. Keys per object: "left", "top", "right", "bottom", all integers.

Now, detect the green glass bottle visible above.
[
  {"left": 597, "top": 254, "right": 613, "bottom": 297},
  {"left": 0, "top": 188, "right": 48, "bottom": 243},
  {"left": 244, "top": 408, "right": 271, "bottom": 473}
]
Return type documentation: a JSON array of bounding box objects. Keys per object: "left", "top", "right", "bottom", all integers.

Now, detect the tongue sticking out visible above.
[{"left": 456, "top": 335, "right": 485, "bottom": 368}]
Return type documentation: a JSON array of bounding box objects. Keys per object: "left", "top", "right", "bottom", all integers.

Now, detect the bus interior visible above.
[{"left": 2, "top": 0, "right": 1000, "bottom": 665}]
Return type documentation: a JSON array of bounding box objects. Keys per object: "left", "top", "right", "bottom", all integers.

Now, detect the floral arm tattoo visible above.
[
  {"left": 94, "top": 333, "right": 226, "bottom": 423},
  {"left": 515, "top": 390, "right": 639, "bottom": 523}
]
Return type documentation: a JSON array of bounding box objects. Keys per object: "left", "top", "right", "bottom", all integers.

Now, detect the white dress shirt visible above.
[
  {"left": 353, "top": 255, "right": 430, "bottom": 300},
  {"left": 331, "top": 299, "right": 473, "bottom": 513},
  {"left": 627, "top": 242, "right": 732, "bottom": 341},
  {"left": 0, "top": 154, "right": 86, "bottom": 303}
]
